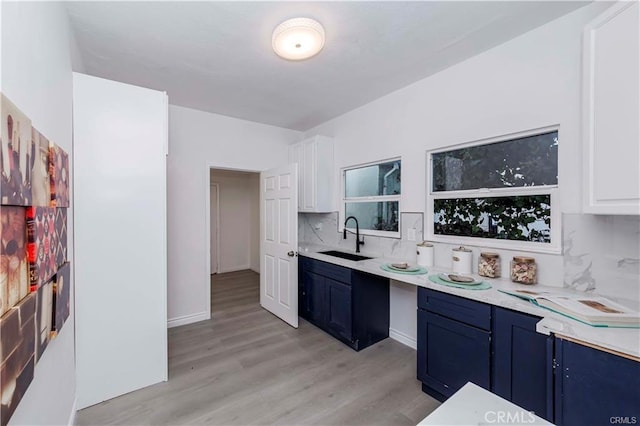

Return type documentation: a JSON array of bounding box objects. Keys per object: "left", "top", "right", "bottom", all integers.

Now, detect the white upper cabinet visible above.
[
  {"left": 289, "top": 135, "right": 335, "bottom": 212},
  {"left": 583, "top": 2, "right": 640, "bottom": 215}
]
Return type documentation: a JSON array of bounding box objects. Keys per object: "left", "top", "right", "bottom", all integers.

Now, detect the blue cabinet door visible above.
[
  {"left": 492, "top": 308, "right": 553, "bottom": 421},
  {"left": 301, "top": 271, "right": 325, "bottom": 325},
  {"left": 418, "top": 310, "right": 490, "bottom": 399},
  {"left": 325, "top": 278, "right": 352, "bottom": 342},
  {"left": 555, "top": 338, "right": 640, "bottom": 426}
]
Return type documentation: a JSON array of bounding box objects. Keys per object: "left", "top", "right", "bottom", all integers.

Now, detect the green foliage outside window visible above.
[{"left": 434, "top": 195, "right": 551, "bottom": 242}]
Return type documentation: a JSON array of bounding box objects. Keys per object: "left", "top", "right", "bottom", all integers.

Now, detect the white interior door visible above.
[
  {"left": 260, "top": 164, "right": 298, "bottom": 327},
  {"left": 210, "top": 183, "right": 219, "bottom": 274}
]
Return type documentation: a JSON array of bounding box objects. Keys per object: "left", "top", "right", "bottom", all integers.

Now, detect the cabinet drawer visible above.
[
  {"left": 302, "top": 258, "right": 351, "bottom": 284},
  {"left": 418, "top": 288, "right": 491, "bottom": 330}
]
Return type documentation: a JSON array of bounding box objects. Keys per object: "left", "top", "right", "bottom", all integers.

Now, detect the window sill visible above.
[{"left": 427, "top": 234, "right": 561, "bottom": 255}]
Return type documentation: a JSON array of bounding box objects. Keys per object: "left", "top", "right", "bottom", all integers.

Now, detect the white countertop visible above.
[
  {"left": 299, "top": 243, "right": 640, "bottom": 360},
  {"left": 418, "top": 382, "right": 553, "bottom": 425}
]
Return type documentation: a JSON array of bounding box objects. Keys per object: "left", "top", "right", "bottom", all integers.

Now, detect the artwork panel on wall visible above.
[
  {"left": 35, "top": 278, "right": 53, "bottom": 362},
  {"left": 30, "top": 128, "right": 51, "bottom": 207},
  {"left": 55, "top": 207, "right": 67, "bottom": 268},
  {"left": 0, "top": 206, "right": 29, "bottom": 316},
  {"left": 26, "top": 207, "right": 58, "bottom": 292},
  {"left": 1, "top": 94, "right": 33, "bottom": 206},
  {"left": 0, "top": 292, "right": 36, "bottom": 426},
  {"left": 49, "top": 143, "right": 69, "bottom": 208},
  {"left": 51, "top": 262, "right": 70, "bottom": 337}
]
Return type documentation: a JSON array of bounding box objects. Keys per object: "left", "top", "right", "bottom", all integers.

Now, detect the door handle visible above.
[{"left": 287, "top": 251, "right": 296, "bottom": 257}]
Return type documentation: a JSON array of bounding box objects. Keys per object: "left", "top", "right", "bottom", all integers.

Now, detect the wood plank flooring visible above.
[{"left": 76, "top": 270, "right": 439, "bottom": 425}]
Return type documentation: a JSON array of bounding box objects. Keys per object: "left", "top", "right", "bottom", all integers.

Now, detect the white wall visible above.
[
  {"left": 210, "top": 170, "right": 259, "bottom": 274},
  {"left": 304, "top": 3, "right": 613, "bottom": 345},
  {"left": 168, "top": 105, "right": 301, "bottom": 326},
  {"left": 2, "top": 2, "right": 77, "bottom": 424}
]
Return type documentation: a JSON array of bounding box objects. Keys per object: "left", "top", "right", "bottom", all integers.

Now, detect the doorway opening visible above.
[{"left": 208, "top": 167, "right": 260, "bottom": 310}]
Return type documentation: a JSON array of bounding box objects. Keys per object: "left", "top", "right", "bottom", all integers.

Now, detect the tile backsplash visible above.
[
  {"left": 563, "top": 214, "right": 639, "bottom": 302},
  {"left": 299, "top": 211, "right": 640, "bottom": 303},
  {"left": 299, "top": 211, "right": 423, "bottom": 260}
]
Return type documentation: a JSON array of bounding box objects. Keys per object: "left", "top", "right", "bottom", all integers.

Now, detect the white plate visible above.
[
  {"left": 438, "top": 273, "right": 482, "bottom": 286},
  {"left": 388, "top": 263, "right": 422, "bottom": 272}
]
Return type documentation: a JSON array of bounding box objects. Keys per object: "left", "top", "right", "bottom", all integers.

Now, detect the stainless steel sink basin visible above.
[{"left": 319, "top": 250, "right": 373, "bottom": 262}]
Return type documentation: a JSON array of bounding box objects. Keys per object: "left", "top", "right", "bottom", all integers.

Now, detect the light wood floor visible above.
[{"left": 76, "top": 270, "right": 439, "bottom": 425}]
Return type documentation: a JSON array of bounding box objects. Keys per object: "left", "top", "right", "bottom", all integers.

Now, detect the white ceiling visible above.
[{"left": 66, "top": 1, "right": 588, "bottom": 131}]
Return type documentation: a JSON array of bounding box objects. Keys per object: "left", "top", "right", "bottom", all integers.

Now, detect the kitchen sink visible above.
[{"left": 319, "top": 250, "right": 373, "bottom": 262}]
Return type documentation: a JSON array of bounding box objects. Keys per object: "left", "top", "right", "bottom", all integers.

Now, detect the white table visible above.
[{"left": 418, "top": 382, "right": 554, "bottom": 425}]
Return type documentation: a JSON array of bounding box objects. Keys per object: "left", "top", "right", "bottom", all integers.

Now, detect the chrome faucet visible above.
[{"left": 344, "top": 216, "right": 365, "bottom": 253}]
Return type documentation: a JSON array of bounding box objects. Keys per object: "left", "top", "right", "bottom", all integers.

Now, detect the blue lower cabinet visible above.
[
  {"left": 299, "top": 257, "right": 389, "bottom": 351},
  {"left": 300, "top": 270, "right": 325, "bottom": 325},
  {"left": 417, "top": 288, "right": 491, "bottom": 401},
  {"left": 492, "top": 308, "right": 553, "bottom": 421},
  {"left": 555, "top": 338, "right": 640, "bottom": 426},
  {"left": 325, "top": 278, "right": 352, "bottom": 342}
]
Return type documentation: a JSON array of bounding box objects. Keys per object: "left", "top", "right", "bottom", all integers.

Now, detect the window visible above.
[
  {"left": 427, "top": 128, "right": 559, "bottom": 253},
  {"left": 342, "top": 159, "right": 401, "bottom": 237}
]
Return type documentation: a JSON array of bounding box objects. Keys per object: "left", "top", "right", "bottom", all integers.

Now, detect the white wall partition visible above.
[{"left": 73, "top": 73, "right": 168, "bottom": 409}]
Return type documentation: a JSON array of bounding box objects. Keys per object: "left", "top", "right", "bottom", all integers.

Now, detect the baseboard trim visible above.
[
  {"left": 389, "top": 328, "right": 417, "bottom": 350},
  {"left": 219, "top": 264, "right": 251, "bottom": 273},
  {"left": 167, "top": 311, "right": 209, "bottom": 328},
  {"left": 68, "top": 397, "right": 77, "bottom": 425}
]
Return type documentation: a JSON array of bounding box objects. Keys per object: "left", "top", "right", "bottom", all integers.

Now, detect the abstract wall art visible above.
[
  {"left": 0, "top": 93, "right": 71, "bottom": 426},
  {"left": 55, "top": 207, "right": 67, "bottom": 268},
  {"left": 49, "top": 143, "right": 69, "bottom": 208},
  {"left": 0, "top": 206, "right": 29, "bottom": 317},
  {"left": 0, "top": 292, "right": 36, "bottom": 426},
  {"left": 51, "top": 262, "right": 70, "bottom": 337},
  {"left": 26, "top": 206, "right": 58, "bottom": 292},
  {"left": 30, "top": 129, "right": 51, "bottom": 207},
  {"left": 1, "top": 95, "right": 33, "bottom": 206}
]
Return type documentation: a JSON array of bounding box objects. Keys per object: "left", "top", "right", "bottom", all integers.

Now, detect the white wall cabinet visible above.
[
  {"left": 582, "top": 2, "right": 640, "bottom": 215},
  {"left": 289, "top": 135, "right": 335, "bottom": 212},
  {"left": 73, "top": 73, "right": 168, "bottom": 409}
]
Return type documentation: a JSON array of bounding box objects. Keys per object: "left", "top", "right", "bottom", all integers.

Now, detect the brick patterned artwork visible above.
[
  {"left": 0, "top": 292, "right": 36, "bottom": 426},
  {"left": 55, "top": 208, "right": 67, "bottom": 268},
  {"left": 49, "top": 143, "right": 69, "bottom": 208},
  {"left": 26, "top": 207, "right": 58, "bottom": 292},
  {"left": 52, "top": 262, "right": 70, "bottom": 336},
  {"left": 0, "top": 94, "right": 72, "bottom": 426},
  {"left": 1, "top": 94, "right": 33, "bottom": 206},
  {"left": 35, "top": 278, "right": 53, "bottom": 363},
  {"left": 0, "top": 206, "right": 29, "bottom": 317},
  {"left": 30, "top": 128, "right": 51, "bottom": 207}
]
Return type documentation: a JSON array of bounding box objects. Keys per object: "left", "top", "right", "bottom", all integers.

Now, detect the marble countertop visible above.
[
  {"left": 299, "top": 243, "right": 640, "bottom": 360},
  {"left": 418, "top": 382, "right": 553, "bottom": 425}
]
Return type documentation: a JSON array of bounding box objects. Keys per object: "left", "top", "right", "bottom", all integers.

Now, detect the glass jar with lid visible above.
[
  {"left": 478, "top": 252, "right": 501, "bottom": 278},
  {"left": 510, "top": 256, "right": 537, "bottom": 284}
]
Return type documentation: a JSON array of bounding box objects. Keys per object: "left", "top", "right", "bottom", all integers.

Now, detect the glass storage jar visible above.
[
  {"left": 510, "top": 256, "right": 537, "bottom": 284},
  {"left": 478, "top": 252, "right": 501, "bottom": 278}
]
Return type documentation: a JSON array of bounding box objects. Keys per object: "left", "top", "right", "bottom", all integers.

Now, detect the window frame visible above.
[
  {"left": 341, "top": 157, "right": 402, "bottom": 239},
  {"left": 426, "top": 126, "right": 561, "bottom": 254}
]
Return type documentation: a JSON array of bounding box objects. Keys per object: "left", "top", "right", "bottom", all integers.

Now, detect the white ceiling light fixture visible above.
[{"left": 272, "top": 17, "right": 325, "bottom": 61}]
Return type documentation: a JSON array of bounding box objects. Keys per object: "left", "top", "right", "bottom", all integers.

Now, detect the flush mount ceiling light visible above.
[{"left": 272, "top": 17, "right": 325, "bottom": 61}]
